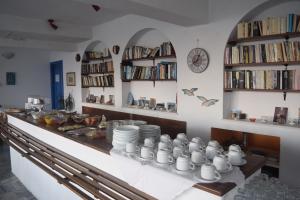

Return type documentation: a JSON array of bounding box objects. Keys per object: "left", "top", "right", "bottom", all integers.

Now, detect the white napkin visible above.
[
  {"left": 110, "top": 149, "right": 144, "bottom": 185},
  {"left": 110, "top": 149, "right": 197, "bottom": 200},
  {"left": 220, "top": 166, "right": 245, "bottom": 186},
  {"left": 134, "top": 164, "right": 197, "bottom": 200}
]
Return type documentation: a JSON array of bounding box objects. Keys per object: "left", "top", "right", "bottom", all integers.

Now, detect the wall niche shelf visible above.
[
  {"left": 224, "top": 88, "right": 300, "bottom": 93},
  {"left": 224, "top": 61, "right": 300, "bottom": 68},
  {"left": 228, "top": 32, "right": 300, "bottom": 44},
  {"left": 223, "top": 12, "right": 300, "bottom": 122},
  {"left": 120, "top": 28, "right": 178, "bottom": 113},
  {"left": 81, "top": 41, "right": 115, "bottom": 106}
]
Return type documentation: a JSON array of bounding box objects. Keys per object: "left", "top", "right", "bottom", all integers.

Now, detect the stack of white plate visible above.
[
  {"left": 123, "top": 120, "right": 147, "bottom": 126},
  {"left": 139, "top": 124, "right": 161, "bottom": 143},
  {"left": 112, "top": 125, "right": 140, "bottom": 150}
]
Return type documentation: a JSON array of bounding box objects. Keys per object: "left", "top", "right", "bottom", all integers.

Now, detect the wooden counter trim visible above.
[{"left": 0, "top": 120, "right": 157, "bottom": 200}]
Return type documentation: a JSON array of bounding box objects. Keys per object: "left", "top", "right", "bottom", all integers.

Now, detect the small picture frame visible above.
[
  {"left": 6, "top": 72, "right": 16, "bottom": 85},
  {"left": 66, "top": 72, "right": 76, "bottom": 86},
  {"left": 273, "top": 107, "right": 288, "bottom": 124}
]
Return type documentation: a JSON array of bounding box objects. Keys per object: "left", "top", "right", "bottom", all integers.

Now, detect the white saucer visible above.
[
  {"left": 194, "top": 173, "right": 221, "bottom": 183},
  {"left": 218, "top": 165, "right": 233, "bottom": 174},
  {"left": 231, "top": 159, "right": 247, "bottom": 166},
  {"left": 122, "top": 151, "right": 137, "bottom": 157},
  {"left": 225, "top": 151, "right": 246, "bottom": 158},
  {"left": 136, "top": 155, "right": 154, "bottom": 162},
  {"left": 171, "top": 165, "right": 193, "bottom": 175},
  {"left": 154, "top": 159, "right": 175, "bottom": 165}
]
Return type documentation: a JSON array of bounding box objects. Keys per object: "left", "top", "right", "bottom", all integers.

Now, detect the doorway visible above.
[{"left": 50, "top": 61, "right": 64, "bottom": 110}]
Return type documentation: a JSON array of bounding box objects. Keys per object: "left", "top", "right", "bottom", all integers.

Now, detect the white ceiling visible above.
[{"left": 0, "top": 0, "right": 210, "bottom": 51}]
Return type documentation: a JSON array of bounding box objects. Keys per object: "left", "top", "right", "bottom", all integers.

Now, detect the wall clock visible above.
[{"left": 187, "top": 48, "right": 209, "bottom": 73}]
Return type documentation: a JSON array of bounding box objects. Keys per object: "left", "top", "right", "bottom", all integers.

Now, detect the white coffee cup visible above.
[
  {"left": 229, "top": 144, "right": 245, "bottom": 157},
  {"left": 160, "top": 134, "right": 171, "bottom": 143},
  {"left": 177, "top": 133, "right": 188, "bottom": 141},
  {"left": 227, "top": 150, "right": 243, "bottom": 165},
  {"left": 125, "top": 142, "right": 139, "bottom": 153},
  {"left": 191, "top": 150, "right": 206, "bottom": 164},
  {"left": 206, "top": 145, "right": 222, "bottom": 160},
  {"left": 213, "top": 154, "right": 232, "bottom": 171},
  {"left": 200, "top": 163, "right": 221, "bottom": 180},
  {"left": 189, "top": 141, "right": 200, "bottom": 153},
  {"left": 229, "top": 144, "right": 241, "bottom": 152},
  {"left": 173, "top": 146, "right": 184, "bottom": 158},
  {"left": 191, "top": 137, "right": 204, "bottom": 145},
  {"left": 173, "top": 138, "right": 184, "bottom": 147},
  {"left": 157, "top": 148, "right": 174, "bottom": 164},
  {"left": 140, "top": 146, "right": 154, "bottom": 159},
  {"left": 144, "top": 138, "right": 155, "bottom": 148},
  {"left": 208, "top": 140, "right": 220, "bottom": 148},
  {"left": 158, "top": 141, "right": 171, "bottom": 151},
  {"left": 176, "top": 154, "right": 195, "bottom": 171}
]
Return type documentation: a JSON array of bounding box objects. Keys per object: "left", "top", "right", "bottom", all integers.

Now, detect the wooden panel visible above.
[
  {"left": 247, "top": 133, "right": 280, "bottom": 159},
  {"left": 82, "top": 106, "right": 131, "bottom": 120},
  {"left": 82, "top": 106, "right": 186, "bottom": 139},
  {"left": 211, "top": 128, "right": 244, "bottom": 149}
]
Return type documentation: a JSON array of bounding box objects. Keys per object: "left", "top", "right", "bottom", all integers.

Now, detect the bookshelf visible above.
[
  {"left": 224, "top": 13, "right": 300, "bottom": 95},
  {"left": 121, "top": 43, "right": 177, "bottom": 87},
  {"left": 121, "top": 29, "right": 178, "bottom": 113},
  {"left": 81, "top": 41, "right": 115, "bottom": 106}
]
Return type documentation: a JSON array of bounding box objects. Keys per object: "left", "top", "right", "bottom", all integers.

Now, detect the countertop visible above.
[{"left": 7, "top": 113, "right": 266, "bottom": 197}]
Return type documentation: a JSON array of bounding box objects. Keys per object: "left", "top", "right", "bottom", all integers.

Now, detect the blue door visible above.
[{"left": 50, "top": 61, "right": 64, "bottom": 109}]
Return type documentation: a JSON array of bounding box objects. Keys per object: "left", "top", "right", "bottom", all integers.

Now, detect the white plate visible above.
[
  {"left": 231, "top": 159, "right": 247, "bottom": 166},
  {"left": 194, "top": 173, "right": 221, "bottom": 183}
]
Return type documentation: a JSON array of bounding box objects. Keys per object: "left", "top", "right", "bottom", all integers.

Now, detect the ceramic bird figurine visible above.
[
  {"left": 182, "top": 88, "right": 198, "bottom": 96},
  {"left": 197, "top": 96, "right": 219, "bottom": 106}
]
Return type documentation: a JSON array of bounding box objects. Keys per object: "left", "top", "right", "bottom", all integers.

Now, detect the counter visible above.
[{"left": 4, "top": 113, "right": 265, "bottom": 200}]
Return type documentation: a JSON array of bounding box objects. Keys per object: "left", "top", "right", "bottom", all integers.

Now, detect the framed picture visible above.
[
  {"left": 6, "top": 72, "right": 16, "bottom": 85},
  {"left": 66, "top": 72, "right": 76, "bottom": 86},
  {"left": 273, "top": 107, "right": 288, "bottom": 124}
]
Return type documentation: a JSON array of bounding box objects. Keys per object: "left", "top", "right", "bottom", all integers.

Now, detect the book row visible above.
[
  {"left": 81, "top": 75, "right": 114, "bottom": 87},
  {"left": 84, "top": 49, "right": 111, "bottom": 60},
  {"left": 81, "top": 61, "right": 114, "bottom": 74},
  {"left": 122, "top": 62, "right": 177, "bottom": 80},
  {"left": 237, "top": 13, "right": 300, "bottom": 39},
  {"left": 224, "top": 69, "right": 300, "bottom": 90},
  {"left": 225, "top": 41, "right": 300, "bottom": 65},
  {"left": 123, "top": 42, "right": 175, "bottom": 60}
]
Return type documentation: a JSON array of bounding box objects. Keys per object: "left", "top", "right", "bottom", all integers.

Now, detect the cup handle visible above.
[
  {"left": 227, "top": 162, "right": 232, "bottom": 170},
  {"left": 190, "top": 163, "right": 195, "bottom": 170},
  {"left": 168, "top": 156, "right": 174, "bottom": 163},
  {"left": 215, "top": 170, "right": 221, "bottom": 179},
  {"left": 135, "top": 146, "right": 140, "bottom": 152},
  {"left": 149, "top": 152, "right": 154, "bottom": 158}
]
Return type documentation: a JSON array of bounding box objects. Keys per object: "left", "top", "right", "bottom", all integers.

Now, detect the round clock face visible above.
[{"left": 187, "top": 48, "right": 209, "bottom": 73}]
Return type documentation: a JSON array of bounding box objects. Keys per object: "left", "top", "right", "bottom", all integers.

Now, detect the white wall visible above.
[
  {"left": 0, "top": 47, "right": 51, "bottom": 108},
  {"left": 49, "top": 0, "right": 300, "bottom": 187}
]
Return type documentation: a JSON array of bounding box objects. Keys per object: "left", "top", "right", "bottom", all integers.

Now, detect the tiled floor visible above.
[{"left": 0, "top": 142, "right": 36, "bottom": 200}]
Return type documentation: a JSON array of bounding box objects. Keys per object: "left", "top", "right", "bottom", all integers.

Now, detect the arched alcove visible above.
[
  {"left": 223, "top": 1, "right": 300, "bottom": 121},
  {"left": 121, "top": 28, "right": 178, "bottom": 113},
  {"left": 81, "top": 40, "right": 115, "bottom": 106}
]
